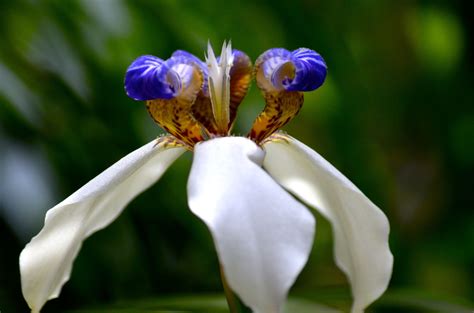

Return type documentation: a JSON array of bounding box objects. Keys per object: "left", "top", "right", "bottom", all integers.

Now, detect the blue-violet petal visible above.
[
  {"left": 125, "top": 52, "right": 206, "bottom": 101},
  {"left": 287, "top": 48, "right": 327, "bottom": 91},
  {"left": 124, "top": 55, "right": 173, "bottom": 101},
  {"left": 257, "top": 48, "right": 327, "bottom": 92}
]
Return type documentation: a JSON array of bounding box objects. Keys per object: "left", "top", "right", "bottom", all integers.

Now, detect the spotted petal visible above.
[
  {"left": 256, "top": 48, "right": 327, "bottom": 92},
  {"left": 131, "top": 54, "right": 207, "bottom": 147},
  {"left": 188, "top": 137, "right": 315, "bottom": 313},
  {"left": 20, "top": 139, "right": 186, "bottom": 313},
  {"left": 263, "top": 134, "right": 393, "bottom": 313},
  {"left": 249, "top": 48, "right": 326, "bottom": 143}
]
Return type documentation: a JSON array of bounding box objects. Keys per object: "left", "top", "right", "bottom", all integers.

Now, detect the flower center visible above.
[{"left": 139, "top": 43, "right": 321, "bottom": 150}]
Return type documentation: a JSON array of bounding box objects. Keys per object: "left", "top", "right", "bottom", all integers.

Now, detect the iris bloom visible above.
[{"left": 20, "top": 42, "right": 393, "bottom": 313}]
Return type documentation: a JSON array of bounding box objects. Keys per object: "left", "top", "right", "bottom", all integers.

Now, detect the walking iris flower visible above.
[{"left": 20, "top": 42, "right": 393, "bottom": 313}]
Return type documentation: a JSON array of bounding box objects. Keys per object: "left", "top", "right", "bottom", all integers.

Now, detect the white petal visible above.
[
  {"left": 20, "top": 140, "right": 186, "bottom": 313},
  {"left": 263, "top": 135, "right": 393, "bottom": 313},
  {"left": 187, "top": 137, "right": 315, "bottom": 313}
]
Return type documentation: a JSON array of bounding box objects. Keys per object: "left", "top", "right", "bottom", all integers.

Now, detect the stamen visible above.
[{"left": 206, "top": 41, "right": 234, "bottom": 135}]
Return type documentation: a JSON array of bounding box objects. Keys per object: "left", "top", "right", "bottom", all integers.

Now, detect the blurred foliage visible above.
[{"left": 0, "top": 0, "right": 473, "bottom": 312}]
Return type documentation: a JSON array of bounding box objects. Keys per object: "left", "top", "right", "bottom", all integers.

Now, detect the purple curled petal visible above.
[
  {"left": 286, "top": 48, "right": 327, "bottom": 91},
  {"left": 256, "top": 48, "right": 327, "bottom": 92},
  {"left": 172, "top": 50, "right": 208, "bottom": 95},
  {"left": 157, "top": 55, "right": 198, "bottom": 97},
  {"left": 172, "top": 50, "right": 207, "bottom": 72},
  {"left": 257, "top": 48, "right": 292, "bottom": 87},
  {"left": 125, "top": 52, "right": 206, "bottom": 101},
  {"left": 125, "top": 55, "right": 175, "bottom": 100}
]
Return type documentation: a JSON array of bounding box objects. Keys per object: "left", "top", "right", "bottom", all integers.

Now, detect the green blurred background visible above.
[{"left": 1, "top": 0, "right": 473, "bottom": 312}]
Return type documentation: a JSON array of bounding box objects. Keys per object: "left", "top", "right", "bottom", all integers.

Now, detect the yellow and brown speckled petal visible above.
[
  {"left": 248, "top": 90, "right": 303, "bottom": 144},
  {"left": 248, "top": 48, "right": 314, "bottom": 144},
  {"left": 146, "top": 64, "right": 206, "bottom": 148}
]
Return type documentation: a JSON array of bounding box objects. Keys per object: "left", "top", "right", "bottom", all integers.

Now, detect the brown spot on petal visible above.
[
  {"left": 248, "top": 90, "right": 303, "bottom": 144},
  {"left": 228, "top": 54, "right": 252, "bottom": 130},
  {"left": 192, "top": 92, "right": 219, "bottom": 135},
  {"left": 147, "top": 99, "right": 206, "bottom": 147}
]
